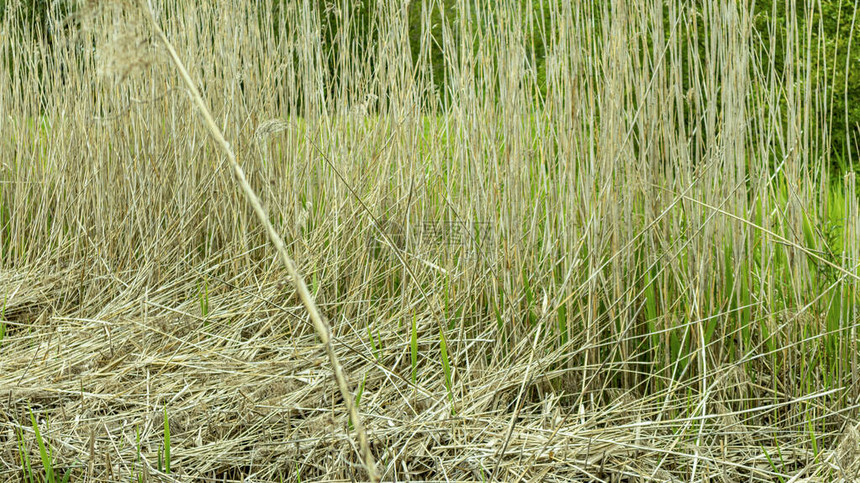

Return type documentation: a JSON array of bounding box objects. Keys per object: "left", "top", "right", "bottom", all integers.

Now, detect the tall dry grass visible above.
[{"left": 0, "top": 0, "right": 859, "bottom": 480}]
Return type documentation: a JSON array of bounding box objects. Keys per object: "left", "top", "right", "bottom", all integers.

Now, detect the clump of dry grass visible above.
[{"left": 1, "top": 0, "right": 859, "bottom": 480}]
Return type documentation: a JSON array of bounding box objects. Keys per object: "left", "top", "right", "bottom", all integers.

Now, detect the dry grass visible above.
[{"left": 1, "top": 0, "right": 859, "bottom": 481}]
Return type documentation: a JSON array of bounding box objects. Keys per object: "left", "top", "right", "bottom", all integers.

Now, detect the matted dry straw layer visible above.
[
  {"left": 2, "top": 262, "right": 851, "bottom": 482},
  {"left": 2, "top": 0, "right": 860, "bottom": 481}
]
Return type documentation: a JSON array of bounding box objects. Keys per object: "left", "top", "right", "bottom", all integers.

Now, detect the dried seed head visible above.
[
  {"left": 97, "top": 28, "right": 157, "bottom": 82},
  {"left": 255, "top": 118, "right": 290, "bottom": 141},
  {"left": 79, "top": 1, "right": 158, "bottom": 83}
]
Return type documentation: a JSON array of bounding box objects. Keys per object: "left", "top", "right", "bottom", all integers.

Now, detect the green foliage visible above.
[
  {"left": 134, "top": 425, "right": 143, "bottom": 483},
  {"left": 348, "top": 373, "right": 366, "bottom": 431},
  {"left": 816, "top": 0, "right": 860, "bottom": 165},
  {"left": 16, "top": 425, "right": 34, "bottom": 483},
  {"left": 0, "top": 0, "right": 75, "bottom": 44},
  {"left": 29, "top": 409, "right": 55, "bottom": 483},
  {"left": 263, "top": 0, "right": 555, "bottom": 110},
  {"left": 199, "top": 280, "right": 209, "bottom": 319},
  {"left": 753, "top": 0, "right": 860, "bottom": 167},
  {"left": 160, "top": 407, "right": 171, "bottom": 474},
  {"left": 407, "top": 0, "right": 455, "bottom": 104},
  {"left": 23, "top": 409, "right": 72, "bottom": 483},
  {"left": 0, "top": 295, "right": 6, "bottom": 348}
]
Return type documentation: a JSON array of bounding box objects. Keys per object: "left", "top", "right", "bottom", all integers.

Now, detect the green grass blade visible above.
[
  {"left": 1, "top": 294, "right": 6, "bottom": 348},
  {"left": 163, "top": 406, "right": 171, "bottom": 474},
  {"left": 760, "top": 445, "right": 785, "bottom": 483},
  {"left": 17, "top": 426, "right": 33, "bottom": 483},
  {"left": 29, "top": 408, "right": 55, "bottom": 483},
  {"left": 349, "top": 373, "right": 366, "bottom": 431}
]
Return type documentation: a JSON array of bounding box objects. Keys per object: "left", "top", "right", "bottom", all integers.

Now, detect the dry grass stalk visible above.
[{"left": 136, "top": 3, "right": 379, "bottom": 481}]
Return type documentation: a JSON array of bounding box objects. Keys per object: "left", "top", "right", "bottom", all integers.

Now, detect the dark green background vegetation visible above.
[{"left": 5, "top": 0, "right": 859, "bottom": 166}]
